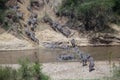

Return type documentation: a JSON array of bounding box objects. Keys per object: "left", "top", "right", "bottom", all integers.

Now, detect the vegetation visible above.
[
  {"left": 58, "top": 0, "right": 120, "bottom": 32},
  {"left": 112, "top": 64, "right": 120, "bottom": 80},
  {"left": 0, "top": 66, "right": 16, "bottom": 80},
  {"left": 100, "top": 64, "right": 120, "bottom": 80},
  {"left": 1, "top": 0, "right": 119, "bottom": 32},
  {"left": 0, "top": 0, "right": 8, "bottom": 23},
  {"left": 0, "top": 59, "right": 50, "bottom": 80},
  {"left": 113, "top": 0, "right": 120, "bottom": 15}
]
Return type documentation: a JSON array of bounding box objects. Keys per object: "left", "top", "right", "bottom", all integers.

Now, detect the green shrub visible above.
[
  {"left": 113, "top": 0, "right": 120, "bottom": 15},
  {"left": 31, "top": 62, "right": 50, "bottom": 80},
  {"left": 112, "top": 65, "right": 120, "bottom": 80},
  {"left": 0, "top": 0, "right": 8, "bottom": 23},
  {"left": 58, "top": 0, "right": 118, "bottom": 32},
  {"left": 18, "top": 58, "right": 50, "bottom": 80},
  {"left": 18, "top": 59, "right": 33, "bottom": 80},
  {"left": 0, "top": 66, "right": 17, "bottom": 80},
  {"left": 0, "top": 67, "right": 11, "bottom": 80},
  {"left": 0, "top": 58, "right": 50, "bottom": 80}
]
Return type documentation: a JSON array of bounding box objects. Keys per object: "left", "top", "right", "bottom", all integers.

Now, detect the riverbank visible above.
[
  {"left": 0, "top": 32, "right": 36, "bottom": 50},
  {"left": 0, "top": 61, "right": 119, "bottom": 80},
  {"left": 0, "top": 24, "right": 120, "bottom": 50},
  {"left": 0, "top": 32, "right": 120, "bottom": 50},
  {"left": 42, "top": 61, "right": 120, "bottom": 80},
  {"left": 0, "top": 0, "right": 120, "bottom": 51}
]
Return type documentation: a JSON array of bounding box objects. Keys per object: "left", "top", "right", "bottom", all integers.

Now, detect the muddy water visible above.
[{"left": 0, "top": 46, "right": 120, "bottom": 64}]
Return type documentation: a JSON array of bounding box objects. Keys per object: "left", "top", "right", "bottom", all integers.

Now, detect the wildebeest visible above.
[
  {"left": 72, "top": 45, "right": 95, "bottom": 71},
  {"left": 79, "top": 53, "right": 95, "bottom": 71},
  {"left": 42, "top": 15, "right": 53, "bottom": 25},
  {"left": 52, "top": 22, "right": 59, "bottom": 31},
  {"left": 13, "top": 4, "right": 20, "bottom": 11},
  {"left": 27, "top": 16, "right": 38, "bottom": 28},
  {"left": 24, "top": 27, "right": 39, "bottom": 44},
  {"left": 16, "top": 11, "right": 24, "bottom": 20},
  {"left": 71, "top": 39, "right": 76, "bottom": 48},
  {"left": 27, "top": 5, "right": 33, "bottom": 12},
  {"left": 78, "top": 53, "right": 88, "bottom": 66},
  {"left": 57, "top": 54, "right": 75, "bottom": 61},
  {"left": 31, "top": 13, "right": 38, "bottom": 18},
  {"left": 25, "top": 25, "right": 30, "bottom": 36},
  {"left": 87, "top": 56, "right": 95, "bottom": 72},
  {"left": 60, "top": 27, "right": 71, "bottom": 37},
  {"left": 29, "top": 31, "right": 39, "bottom": 43},
  {"left": 52, "top": 22, "right": 71, "bottom": 37}
]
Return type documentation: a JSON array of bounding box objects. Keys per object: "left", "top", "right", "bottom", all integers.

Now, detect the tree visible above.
[
  {"left": 58, "top": 0, "right": 116, "bottom": 32},
  {"left": 0, "top": 0, "right": 8, "bottom": 23},
  {"left": 113, "top": 0, "right": 120, "bottom": 15}
]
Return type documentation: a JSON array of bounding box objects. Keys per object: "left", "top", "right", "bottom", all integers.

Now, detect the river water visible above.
[{"left": 0, "top": 46, "right": 120, "bottom": 64}]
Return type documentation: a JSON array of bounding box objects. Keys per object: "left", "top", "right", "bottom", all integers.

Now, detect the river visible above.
[{"left": 0, "top": 46, "right": 120, "bottom": 64}]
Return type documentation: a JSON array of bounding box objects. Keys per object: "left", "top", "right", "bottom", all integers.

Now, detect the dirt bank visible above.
[
  {"left": 1, "top": 24, "right": 120, "bottom": 50},
  {"left": 0, "top": 32, "right": 35, "bottom": 50}
]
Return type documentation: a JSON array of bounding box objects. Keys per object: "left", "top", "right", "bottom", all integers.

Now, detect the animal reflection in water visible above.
[{"left": 57, "top": 39, "right": 95, "bottom": 72}]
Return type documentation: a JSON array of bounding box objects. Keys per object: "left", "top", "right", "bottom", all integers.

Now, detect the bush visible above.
[
  {"left": 18, "top": 59, "right": 33, "bottom": 80},
  {"left": 113, "top": 0, "right": 120, "bottom": 15},
  {"left": 18, "top": 58, "right": 50, "bottom": 80},
  {"left": 0, "top": 59, "right": 50, "bottom": 80},
  {"left": 112, "top": 65, "right": 120, "bottom": 80},
  {"left": 0, "top": 66, "right": 17, "bottom": 80},
  {"left": 58, "top": 0, "right": 118, "bottom": 32},
  {"left": 0, "top": 0, "right": 8, "bottom": 23}
]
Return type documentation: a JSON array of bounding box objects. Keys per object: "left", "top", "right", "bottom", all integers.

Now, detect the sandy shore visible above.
[
  {"left": 42, "top": 62, "right": 113, "bottom": 80},
  {"left": 1, "top": 61, "right": 119, "bottom": 80}
]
